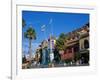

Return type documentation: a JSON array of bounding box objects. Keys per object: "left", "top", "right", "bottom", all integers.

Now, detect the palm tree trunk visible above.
[
  {"left": 29, "top": 39, "right": 32, "bottom": 60},
  {"left": 28, "top": 39, "right": 32, "bottom": 68}
]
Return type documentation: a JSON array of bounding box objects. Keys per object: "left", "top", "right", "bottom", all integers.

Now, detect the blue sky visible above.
[{"left": 22, "top": 11, "right": 89, "bottom": 55}]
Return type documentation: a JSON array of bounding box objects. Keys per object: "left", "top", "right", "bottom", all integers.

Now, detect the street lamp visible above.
[{"left": 49, "top": 18, "right": 54, "bottom": 66}]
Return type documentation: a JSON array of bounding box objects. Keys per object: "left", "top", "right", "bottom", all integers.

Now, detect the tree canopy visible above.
[{"left": 24, "top": 27, "right": 36, "bottom": 40}]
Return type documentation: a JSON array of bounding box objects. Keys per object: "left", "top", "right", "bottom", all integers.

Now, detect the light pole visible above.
[
  {"left": 49, "top": 18, "right": 54, "bottom": 66},
  {"left": 49, "top": 34, "right": 54, "bottom": 63}
]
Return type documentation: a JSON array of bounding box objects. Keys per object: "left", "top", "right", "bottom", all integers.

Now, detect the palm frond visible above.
[{"left": 24, "top": 26, "right": 36, "bottom": 40}]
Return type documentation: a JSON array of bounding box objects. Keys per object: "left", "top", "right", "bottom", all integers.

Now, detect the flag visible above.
[
  {"left": 41, "top": 24, "right": 45, "bottom": 32},
  {"left": 49, "top": 18, "right": 52, "bottom": 24}
]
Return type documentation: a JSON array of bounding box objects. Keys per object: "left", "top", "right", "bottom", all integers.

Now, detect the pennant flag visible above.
[
  {"left": 41, "top": 24, "right": 45, "bottom": 32},
  {"left": 49, "top": 18, "right": 52, "bottom": 24}
]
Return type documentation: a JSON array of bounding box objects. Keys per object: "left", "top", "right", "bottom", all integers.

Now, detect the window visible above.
[{"left": 84, "top": 39, "right": 89, "bottom": 49}]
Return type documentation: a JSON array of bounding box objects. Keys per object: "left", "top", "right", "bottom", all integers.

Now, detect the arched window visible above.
[{"left": 84, "top": 39, "right": 89, "bottom": 49}]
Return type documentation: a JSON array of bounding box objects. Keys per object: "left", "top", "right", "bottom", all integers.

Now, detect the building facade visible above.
[{"left": 61, "top": 23, "right": 89, "bottom": 64}]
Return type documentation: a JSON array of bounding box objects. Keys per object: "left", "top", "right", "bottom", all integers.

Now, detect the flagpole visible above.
[{"left": 49, "top": 18, "right": 54, "bottom": 65}]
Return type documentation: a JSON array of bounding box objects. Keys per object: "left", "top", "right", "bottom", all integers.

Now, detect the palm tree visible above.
[
  {"left": 22, "top": 19, "right": 26, "bottom": 28},
  {"left": 24, "top": 26, "right": 36, "bottom": 60}
]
